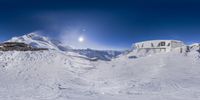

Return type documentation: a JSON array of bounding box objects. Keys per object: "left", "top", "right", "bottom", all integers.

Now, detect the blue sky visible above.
[{"left": 0, "top": 0, "right": 200, "bottom": 50}]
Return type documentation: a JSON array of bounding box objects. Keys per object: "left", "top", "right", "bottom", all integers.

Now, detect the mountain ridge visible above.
[{"left": 6, "top": 33, "right": 122, "bottom": 61}]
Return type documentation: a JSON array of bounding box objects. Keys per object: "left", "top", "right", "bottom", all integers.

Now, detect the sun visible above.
[{"left": 78, "top": 36, "right": 84, "bottom": 43}]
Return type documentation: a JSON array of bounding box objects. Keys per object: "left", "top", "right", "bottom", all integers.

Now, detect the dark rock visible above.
[{"left": 128, "top": 56, "right": 137, "bottom": 59}]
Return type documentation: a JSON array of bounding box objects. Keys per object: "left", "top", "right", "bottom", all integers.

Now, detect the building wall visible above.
[
  {"left": 171, "top": 41, "right": 184, "bottom": 48},
  {"left": 134, "top": 40, "right": 185, "bottom": 53}
]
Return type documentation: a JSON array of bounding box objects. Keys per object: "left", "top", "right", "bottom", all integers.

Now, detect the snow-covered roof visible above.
[{"left": 135, "top": 40, "right": 183, "bottom": 45}]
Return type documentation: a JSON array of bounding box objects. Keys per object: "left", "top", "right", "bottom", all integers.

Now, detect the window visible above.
[
  {"left": 167, "top": 43, "right": 171, "bottom": 46},
  {"left": 161, "top": 42, "right": 165, "bottom": 46},
  {"left": 151, "top": 43, "right": 154, "bottom": 47},
  {"left": 158, "top": 43, "right": 161, "bottom": 47},
  {"left": 160, "top": 42, "right": 165, "bottom": 46}
]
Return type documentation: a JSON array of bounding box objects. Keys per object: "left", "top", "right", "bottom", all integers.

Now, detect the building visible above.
[
  {"left": 0, "top": 42, "right": 48, "bottom": 51},
  {"left": 0, "top": 42, "right": 31, "bottom": 48},
  {"left": 134, "top": 40, "right": 185, "bottom": 52}
]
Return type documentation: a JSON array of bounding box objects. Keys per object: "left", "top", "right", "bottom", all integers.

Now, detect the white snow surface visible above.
[
  {"left": 190, "top": 43, "right": 200, "bottom": 51},
  {"left": 0, "top": 48, "right": 200, "bottom": 100}
]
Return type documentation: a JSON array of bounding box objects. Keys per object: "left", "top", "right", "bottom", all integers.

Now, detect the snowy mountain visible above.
[
  {"left": 0, "top": 34, "right": 200, "bottom": 100},
  {"left": 7, "top": 33, "right": 122, "bottom": 61},
  {"left": 7, "top": 32, "right": 72, "bottom": 51}
]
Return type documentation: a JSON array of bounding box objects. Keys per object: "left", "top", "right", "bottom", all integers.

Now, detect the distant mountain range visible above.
[{"left": 73, "top": 48, "right": 122, "bottom": 61}]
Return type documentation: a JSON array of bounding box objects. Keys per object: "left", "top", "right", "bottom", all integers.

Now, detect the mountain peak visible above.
[
  {"left": 26, "top": 32, "right": 40, "bottom": 37},
  {"left": 7, "top": 32, "right": 72, "bottom": 51}
]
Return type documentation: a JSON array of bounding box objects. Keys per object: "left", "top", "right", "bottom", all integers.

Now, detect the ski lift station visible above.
[{"left": 134, "top": 40, "right": 185, "bottom": 52}]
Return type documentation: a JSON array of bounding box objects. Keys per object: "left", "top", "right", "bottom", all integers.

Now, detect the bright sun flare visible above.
[{"left": 78, "top": 36, "right": 84, "bottom": 43}]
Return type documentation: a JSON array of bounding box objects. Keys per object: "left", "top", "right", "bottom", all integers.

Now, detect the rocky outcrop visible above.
[{"left": 0, "top": 42, "right": 48, "bottom": 51}]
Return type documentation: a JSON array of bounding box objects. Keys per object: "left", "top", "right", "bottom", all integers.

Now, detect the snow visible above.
[
  {"left": 0, "top": 34, "right": 200, "bottom": 100},
  {"left": 0, "top": 50, "right": 200, "bottom": 100},
  {"left": 190, "top": 43, "right": 200, "bottom": 51}
]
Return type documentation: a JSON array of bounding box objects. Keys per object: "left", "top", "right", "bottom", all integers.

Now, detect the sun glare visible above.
[{"left": 78, "top": 36, "right": 84, "bottom": 43}]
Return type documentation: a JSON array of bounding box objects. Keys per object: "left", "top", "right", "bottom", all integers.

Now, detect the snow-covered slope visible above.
[
  {"left": 0, "top": 47, "right": 200, "bottom": 100},
  {"left": 92, "top": 51, "right": 200, "bottom": 99},
  {"left": 190, "top": 43, "right": 200, "bottom": 51},
  {"left": 0, "top": 50, "right": 97, "bottom": 100},
  {"left": 8, "top": 33, "right": 72, "bottom": 51},
  {"left": 0, "top": 50, "right": 199, "bottom": 100}
]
